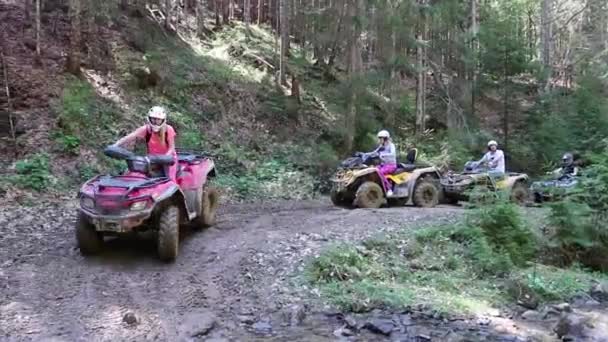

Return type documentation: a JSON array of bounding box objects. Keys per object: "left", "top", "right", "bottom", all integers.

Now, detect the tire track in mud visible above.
[{"left": 0, "top": 198, "right": 464, "bottom": 341}]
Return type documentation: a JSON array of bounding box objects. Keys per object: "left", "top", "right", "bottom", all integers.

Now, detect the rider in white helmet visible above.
[
  {"left": 373, "top": 130, "right": 398, "bottom": 196},
  {"left": 478, "top": 140, "right": 505, "bottom": 174},
  {"left": 113, "top": 106, "right": 178, "bottom": 180}
]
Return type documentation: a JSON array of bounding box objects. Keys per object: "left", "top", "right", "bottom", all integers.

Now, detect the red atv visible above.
[{"left": 76, "top": 145, "right": 219, "bottom": 261}]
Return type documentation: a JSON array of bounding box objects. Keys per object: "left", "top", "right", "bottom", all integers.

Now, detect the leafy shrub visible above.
[
  {"left": 307, "top": 245, "right": 371, "bottom": 282},
  {"left": 13, "top": 154, "right": 52, "bottom": 191},
  {"left": 52, "top": 132, "right": 80, "bottom": 155},
  {"left": 546, "top": 147, "right": 608, "bottom": 269},
  {"left": 469, "top": 202, "right": 537, "bottom": 266}
]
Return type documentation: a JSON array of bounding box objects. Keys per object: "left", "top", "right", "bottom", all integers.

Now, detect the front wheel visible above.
[
  {"left": 195, "top": 186, "right": 219, "bottom": 228},
  {"left": 330, "top": 188, "right": 352, "bottom": 207},
  {"left": 510, "top": 182, "right": 529, "bottom": 205},
  {"left": 413, "top": 178, "right": 440, "bottom": 208},
  {"left": 158, "top": 205, "right": 180, "bottom": 261},
  {"left": 75, "top": 212, "right": 103, "bottom": 255},
  {"left": 354, "top": 181, "right": 384, "bottom": 208}
]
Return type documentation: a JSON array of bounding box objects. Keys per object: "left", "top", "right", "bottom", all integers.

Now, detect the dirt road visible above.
[
  {"left": 0, "top": 199, "right": 468, "bottom": 341},
  {"left": 4, "top": 199, "right": 604, "bottom": 341}
]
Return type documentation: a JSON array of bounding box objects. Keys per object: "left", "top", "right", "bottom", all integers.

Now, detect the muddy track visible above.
[
  {"left": 4, "top": 200, "right": 603, "bottom": 341},
  {"left": 0, "top": 198, "right": 468, "bottom": 341}
]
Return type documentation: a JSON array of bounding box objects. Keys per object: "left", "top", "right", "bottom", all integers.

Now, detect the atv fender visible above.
[
  {"left": 498, "top": 173, "right": 529, "bottom": 190},
  {"left": 155, "top": 184, "right": 193, "bottom": 222},
  {"left": 405, "top": 167, "right": 441, "bottom": 205},
  {"left": 346, "top": 167, "right": 384, "bottom": 189}
]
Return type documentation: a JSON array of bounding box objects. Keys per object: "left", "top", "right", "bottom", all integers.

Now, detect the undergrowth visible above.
[{"left": 307, "top": 201, "right": 606, "bottom": 315}]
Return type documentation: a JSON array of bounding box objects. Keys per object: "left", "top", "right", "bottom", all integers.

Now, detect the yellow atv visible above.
[
  {"left": 330, "top": 149, "right": 442, "bottom": 208},
  {"left": 441, "top": 161, "right": 529, "bottom": 205}
]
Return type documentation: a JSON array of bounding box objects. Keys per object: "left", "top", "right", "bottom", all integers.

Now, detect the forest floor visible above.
[{"left": 1, "top": 198, "right": 607, "bottom": 341}]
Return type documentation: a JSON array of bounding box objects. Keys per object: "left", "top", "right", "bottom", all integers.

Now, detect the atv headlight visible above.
[
  {"left": 130, "top": 201, "right": 148, "bottom": 211},
  {"left": 80, "top": 197, "right": 94, "bottom": 210}
]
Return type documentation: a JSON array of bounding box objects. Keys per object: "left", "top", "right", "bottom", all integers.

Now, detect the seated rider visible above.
[
  {"left": 373, "top": 130, "right": 397, "bottom": 196},
  {"left": 478, "top": 140, "right": 505, "bottom": 178},
  {"left": 112, "top": 106, "right": 178, "bottom": 180},
  {"left": 552, "top": 153, "right": 578, "bottom": 179}
]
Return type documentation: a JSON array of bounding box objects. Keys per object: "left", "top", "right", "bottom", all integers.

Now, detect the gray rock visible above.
[
  {"left": 344, "top": 315, "right": 358, "bottom": 330},
  {"left": 476, "top": 317, "right": 491, "bottom": 326},
  {"left": 590, "top": 282, "right": 608, "bottom": 302},
  {"left": 552, "top": 303, "right": 572, "bottom": 312},
  {"left": 252, "top": 321, "right": 273, "bottom": 335},
  {"left": 237, "top": 314, "right": 255, "bottom": 324},
  {"left": 281, "top": 304, "right": 306, "bottom": 326},
  {"left": 180, "top": 310, "right": 217, "bottom": 338},
  {"left": 122, "top": 312, "right": 137, "bottom": 325},
  {"left": 554, "top": 313, "right": 592, "bottom": 339},
  {"left": 333, "top": 327, "right": 355, "bottom": 337},
  {"left": 585, "top": 299, "right": 601, "bottom": 307},
  {"left": 521, "top": 310, "right": 540, "bottom": 321},
  {"left": 363, "top": 318, "right": 395, "bottom": 336}
]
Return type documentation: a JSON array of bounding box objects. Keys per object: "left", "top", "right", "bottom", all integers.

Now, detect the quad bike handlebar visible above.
[{"left": 104, "top": 145, "right": 175, "bottom": 166}]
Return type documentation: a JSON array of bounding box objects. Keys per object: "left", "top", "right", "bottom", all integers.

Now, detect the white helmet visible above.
[
  {"left": 487, "top": 140, "right": 498, "bottom": 147},
  {"left": 147, "top": 106, "right": 167, "bottom": 133},
  {"left": 377, "top": 130, "right": 390, "bottom": 139}
]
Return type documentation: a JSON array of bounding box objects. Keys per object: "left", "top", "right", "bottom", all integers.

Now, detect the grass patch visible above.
[{"left": 307, "top": 202, "right": 606, "bottom": 315}]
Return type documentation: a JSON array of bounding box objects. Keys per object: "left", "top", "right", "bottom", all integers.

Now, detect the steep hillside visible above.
[{"left": 1, "top": 1, "right": 355, "bottom": 201}]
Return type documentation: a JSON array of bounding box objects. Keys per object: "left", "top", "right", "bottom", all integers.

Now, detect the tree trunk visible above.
[
  {"left": 214, "top": 0, "right": 221, "bottom": 25},
  {"left": 415, "top": 35, "right": 426, "bottom": 135},
  {"left": 257, "top": 0, "right": 263, "bottom": 24},
  {"left": 291, "top": 75, "right": 300, "bottom": 102},
  {"left": 67, "top": 0, "right": 81, "bottom": 75},
  {"left": 222, "top": 0, "right": 230, "bottom": 24},
  {"left": 245, "top": 0, "right": 251, "bottom": 37},
  {"left": 344, "top": 0, "right": 363, "bottom": 152},
  {"left": 197, "top": 0, "right": 206, "bottom": 36},
  {"left": 279, "top": 0, "right": 288, "bottom": 85},
  {"left": 35, "top": 0, "right": 41, "bottom": 65},
  {"left": 165, "top": 0, "right": 172, "bottom": 29},
  {"left": 25, "top": 0, "right": 32, "bottom": 22},
  {"left": 540, "top": 0, "right": 552, "bottom": 89},
  {"left": 470, "top": 0, "right": 478, "bottom": 120}
]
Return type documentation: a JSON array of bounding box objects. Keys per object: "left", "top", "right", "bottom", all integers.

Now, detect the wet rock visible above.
[
  {"left": 252, "top": 321, "right": 273, "bottom": 335},
  {"left": 585, "top": 299, "right": 601, "bottom": 307},
  {"left": 554, "top": 313, "right": 593, "bottom": 339},
  {"left": 122, "top": 312, "right": 137, "bottom": 325},
  {"left": 363, "top": 318, "right": 395, "bottom": 336},
  {"left": 343, "top": 315, "right": 358, "bottom": 330},
  {"left": 399, "top": 314, "right": 413, "bottom": 327},
  {"left": 416, "top": 334, "right": 431, "bottom": 341},
  {"left": 590, "top": 282, "right": 608, "bottom": 302},
  {"left": 237, "top": 314, "right": 255, "bottom": 324},
  {"left": 333, "top": 327, "right": 355, "bottom": 337},
  {"left": 180, "top": 310, "right": 217, "bottom": 338},
  {"left": 521, "top": 310, "right": 540, "bottom": 321},
  {"left": 281, "top": 304, "right": 306, "bottom": 326},
  {"left": 476, "top": 317, "right": 491, "bottom": 326},
  {"left": 541, "top": 307, "right": 561, "bottom": 319},
  {"left": 552, "top": 303, "right": 572, "bottom": 312}
]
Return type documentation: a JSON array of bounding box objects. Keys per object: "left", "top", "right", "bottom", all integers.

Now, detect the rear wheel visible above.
[
  {"left": 354, "top": 181, "right": 384, "bottom": 208},
  {"left": 75, "top": 212, "right": 103, "bottom": 255},
  {"left": 510, "top": 182, "right": 529, "bottom": 205},
  {"left": 158, "top": 205, "right": 180, "bottom": 261},
  {"left": 413, "top": 177, "right": 440, "bottom": 208}
]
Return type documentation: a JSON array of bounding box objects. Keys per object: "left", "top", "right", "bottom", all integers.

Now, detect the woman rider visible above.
[
  {"left": 374, "top": 130, "right": 397, "bottom": 196},
  {"left": 112, "top": 106, "right": 178, "bottom": 180}
]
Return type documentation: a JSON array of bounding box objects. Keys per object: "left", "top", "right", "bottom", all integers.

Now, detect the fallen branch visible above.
[{"left": 243, "top": 52, "right": 275, "bottom": 70}]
